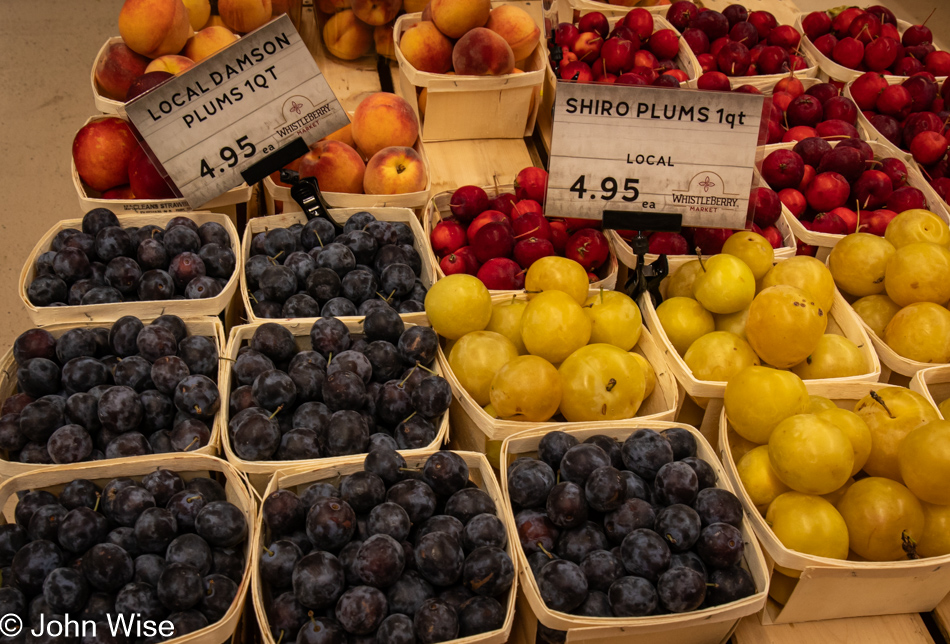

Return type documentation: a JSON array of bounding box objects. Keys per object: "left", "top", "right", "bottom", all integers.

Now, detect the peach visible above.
[
  {"left": 271, "top": 0, "right": 292, "bottom": 14},
  {"left": 145, "top": 54, "right": 195, "bottom": 75},
  {"left": 129, "top": 145, "right": 178, "bottom": 199},
  {"left": 352, "top": 0, "right": 400, "bottom": 26},
  {"left": 182, "top": 0, "right": 211, "bottom": 30},
  {"left": 430, "top": 0, "right": 490, "bottom": 39},
  {"left": 374, "top": 23, "right": 396, "bottom": 60},
  {"left": 404, "top": 0, "right": 428, "bottom": 11},
  {"left": 298, "top": 140, "right": 366, "bottom": 193},
  {"left": 364, "top": 146, "right": 428, "bottom": 194},
  {"left": 418, "top": 88, "right": 428, "bottom": 118},
  {"left": 103, "top": 185, "right": 136, "bottom": 199},
  {"left": 184, "top": 26, "right": 240, "bottom": 62},
  {"left": 127, "top": 71, "right": 174, "bottom": 101},
  {"left": 95, "top": 42, "right": 150, "bottom": 101},
  {"left": 453, "top": 28, "right": 515, "bottom": 75},
  {"left": 203, "top": 15, "right": 228, "bottom": 28},
  {"left": 322, "top": 122, "right": 356, "bottom": 148},
  {"left": 352, "top": 92, "right": 420, "bottom": 159},
  {"left": 324, "top": 9, "right": 374, "bottom": 60},
  {"left": 73, "top": 118, "right": 138, "bottom": 192},
  {"left": 317, "top": 0, "right": 351, "bottom": 13},
  {"left": 399, "top": 20, "right": 453, "bottom": 73},
  {"left": 485, "top": 5, "right": 540, "bottom": 61},
  {"left": 118, "top": 0, "right": 193, "bottom": 59},
  {"left": 219, "top": 0, "right": 273, "bottom": 33}
]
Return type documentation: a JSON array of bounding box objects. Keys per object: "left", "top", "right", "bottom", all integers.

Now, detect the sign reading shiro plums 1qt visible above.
[
  {"left": 125, "top": 15, "right": 348, "bottom": 207},
  {"left": 545, "top": 82, "right": 766, "bottom": 230}
]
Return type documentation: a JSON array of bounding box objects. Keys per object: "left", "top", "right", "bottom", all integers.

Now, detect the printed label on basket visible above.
[
  {"left": 545, "top": 83, "right": 765, "bottom": 229},
  {"left": 125, "top": 14, "right": 348, "bottom": 207}
]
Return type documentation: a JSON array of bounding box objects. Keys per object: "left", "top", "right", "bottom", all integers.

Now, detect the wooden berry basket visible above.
[
  {"left": 72, "top": 116, "right": 252, "bottom": 216},
  {"left": 393, "top": 8, "right": 546, "bottom": 142},
  {"left": 423, "top": 184, "right": 619, "bottom": 295},
  {"left": 0, "top": 316, "right": 227, "bottom": 478},
  {"left": 439, "top": 291, "right": 678, "bottom": 464},
  {"left": 910, "top": 364, "right": 950, "bottom": 418},
  {"left": 220, "top": 320, "right": 449, "bottom": 491},
  {"left": 0, "top": 453, "right": 256, "bottom": 644},
  {"left": 639, "top": 282, "right": 882, "bottom": 401},
  {"left": 260, "top": 111, "right": 432, "bottom": 215},
  {"left": 760, "top": 139, "right": 950, "bottom": 249},
  {"left": 796, "top": 15, "right": 948, "bottom": 85},
  {"left": 718, "top": 381, "right": 950, "bottom": 624},
  {"left": 240, "top": 209, "right": 435, "bottom": 327},
  {"left": 18, "top": 210, "right": 241, "bottom": 325},
  {"left": 252, "top": 449, "right": 516, "bottom": 644},
  {"left": 501, "top": 421, "right": 769, "bottom": 643}
]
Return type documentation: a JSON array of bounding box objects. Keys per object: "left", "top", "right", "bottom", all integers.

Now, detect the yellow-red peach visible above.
[
  {"left": 322, "top": 122, "right": 356, "bottom": 148},
  {"left": 430, "top": 0, "right": 490, "bottom": 39},
  {"left": 324, "top": 9, "right": 374, "bottom": 60},
  {"left": 119, "top": 0, "right": 194, "bottom": 58},
  {"left": 219, "top": 0, "right": 272, "bottom": 33},
  {"left": 352, "top": 0, "right": 400, "bottom": 26},
  {"left": 404, "top": 0, "right": 427, "bottom": 11},
  {"left": 374, "top": 23, "right": 396, "bottom": 59},
  {"left": 182, "top": 0, "right": 211, "bottom": 30},
  {"left": 72, "top": 118, "right": 138, "bottom": 192},
  {"left": 399, "top": 20, "right": 453, "bottom": 73},
  {"left": 95, "top": 42, "right": 151, "bottom": 101},
  {"left": 271, "top": 0, "right": 292, "bottom": 14},
  {"left": 317, "top": 0, "right": 351, "bottom": 13},
  {"left": 453, "top": 27, "right": 515, "bottom": 75},
  {"left": 145, "top": 54, "right": 195, "bottom": 75},
  {"left": 184, "top": 26, "right": 240, "bottom": 62},
  {"left": 298, "top": 141, "right": 366, "bottom": 193},
  {"left": 352, "top": 92, "right": 420, "bottom": 159},
  {"left": 364, "top": 146, "right": 428, "bottom": 194},
  {"left": 486, "top": 5, "right": 540, "bottom": 61},
  {"left": 203, "top": 15, "right": 228, "bottom": 28}
]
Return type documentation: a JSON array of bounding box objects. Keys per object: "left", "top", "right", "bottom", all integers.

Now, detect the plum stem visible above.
[
  {"left": 417, "top": 363, "right": 439, "bottom": 376},
  {"left": 269, "top": 405, "right": 284, "bottom": 420},
  {"left": 869, "top": 390, "right": 895, "bottom": 418},
  {"left": 515, "top": 226, "right": 540, "bottom": 240},
  {"left": 327, "top": 353, "right": 332, "bottom": 366},
  {"left": 922, "top": 8, "right": 936, "bottom": 27},
  {"left": 537, "top": 543, "right": 555, "bottom": 558},
  {"left": 263, "top": 546, "right": 274, "bottom": 557},
  {"left": 399, "top": 366, "right": 417, "bottom": 387},
  {"left": 856, "top": 199, "right": 863, "bottom": 231},
  {"left": 694, "top": 247, "right": 706, "bottom": 272},
  {"left": 606, "top": 378, "right": 617, "bottom": 392},
  {"left": 185, "top": 436, "right": 200, "bottom": 452},
  {"left": 402, "top": 411, "right": 417, "bottom": 424},
  {"left": 93, "top": 493, "right": 101, "bottom": 513},
  {"left": 248, "top": 292, "right": 258, "bottom": 304},
  {"left": 276, "top": 631, "right": 284, "bottom": 644},
  {"left": 902, "top": 530, "right": 920, "bottom": 559}
]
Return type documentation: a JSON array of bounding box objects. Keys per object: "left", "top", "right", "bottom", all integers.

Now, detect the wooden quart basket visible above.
[
  {"left": 639, "top": 282, "right": 882, "bottom": 401},
  {"left": 909, "top": 364, "right": 950, "bottom": 415},
  {"left": 438, "top": 291, "right": 678, "bottom": 462},
  {"left": 718, "top": 381, "right": 950, "bottom": 624},
  {"left": 220, "top": 320, "right": 449, "bottom": 490},
  {"left": 393, "top": 6, "right": 546, "bottom": 142},
  {"left": 0, "top": 316, "right": 227, "bottom": 478},
  {"left": 502, "top": 422, "right": 769, "bottom": 643},
  {"left": 252, "top": 450, "right": 517, "bottom": 644},
  {"left": 760, "top": 139, "right": 950, "bottom": 249},
  {"left": 19, "top": 210, "right": 241, "bottom": 325},
  {"left": 240, "top": 209, "right": 434, "bottom": 327},
  {"left": 0, "top": 453, "right": 257, "bottom": 644},
  {"left": 72, "top": 116, "right": 252, "bottom": 216},
  {"left": 423, "top": 184, "right": 619, "bottom": 295}
]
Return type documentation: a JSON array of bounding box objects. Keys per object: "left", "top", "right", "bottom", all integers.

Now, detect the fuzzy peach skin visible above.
[
  {"left": 352, "top": 92, "right": 420, "bottom": 159},
  {"left": 219, "top": 0, "right": 273, "bottom": 32},
  {"left": 182, "top": 0, "right": 211, "bottom": 30},
  {"left": 403, "top": 0, "right": 427, "bottom": 11},
  {"left": 323, "top": 122, "right": 356, "bottom": 149},
  {"left": 72, "top": 118, "right": 138, "bottom": 192},
  {"left": 399, "top": 20, "right": 453, "bottom": 73},
  {"left": 430, "top": 0, "right": 491, "bottom": 39},
  {"left": 374, "top": 23, "right": 396, "bottom": 60},
  {"left": 365, "top": 146, "right": 427, "bottom": 194},
  {"left": 95, "top": 42, "right": 150, "bottom": 101},
  {"left": 453, "top": 27, "right": 515, "bottom": 75},
  {"left": 299, "top": 140, "right": 366, "bottom": 193},
  {"left": 119, "top": 0, "right": 194, "bottom": 58},
  {"left": 352, "top": 0, "right": 400, "bottom": 26},
  {"left": 485, "top": 5, "right": 540, "bottom": 61},
  {"left": 184, "top": 26, "right": 240, "bottom": 62},
  {"left": 145, "top": 54, "right": 195, "bottom": 75},
  {"left": 324, "top": 9, "right": 374, "bottom": 60},
  {"left": 271, "top": 0, "right": 292, "bottom": 14},
  {"left": 317, "top": 0, "right": 351, "bottom": 13}
]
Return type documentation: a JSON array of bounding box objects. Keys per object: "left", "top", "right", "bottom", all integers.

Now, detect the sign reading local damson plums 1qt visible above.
[
  {"left": 545, "top": 82, "right": 766, "bottom": 230},
  {"left": 125, "top": 14, "right": 348, "bottom": 208}
]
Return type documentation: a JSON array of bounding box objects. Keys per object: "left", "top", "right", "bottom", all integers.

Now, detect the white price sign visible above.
[
  {"left": 545, "top": 83, "right": 765, "bottom": 230},
  {"left": 126, "top": 14, "right": 348, "bottom": 208}
]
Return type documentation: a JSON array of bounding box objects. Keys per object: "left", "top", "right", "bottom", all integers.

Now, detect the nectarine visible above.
[
  {"left": 352, "top": 92, "right": 420, "bottom": 159},
  {"left": 324, "top": 9, "right": 373, "bottom": 60},
  {"left": 219, "top": 0, "right": 273, "bottom": 33},
  {"left": 72, "top": 118, "right": 138, "bottom": 192},
  {"left": 119, "top": 0, "right": 194, "bottom": 58},
  {"left": 298, "top": 140, "right": 366, "bottom": 194},
  {"left": 399, "top": 20, "right": 453, "bottom": 73},
  {"left": 95, "top": 42, "right": 150, "bottom": 101},
  {"left": 485, "top": 5, "right": 540, "bottom": 61},
  {"left": 364, "top": 146, "right": 428, "bottom": 194}
]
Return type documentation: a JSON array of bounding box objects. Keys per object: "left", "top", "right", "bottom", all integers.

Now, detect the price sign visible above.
[
  {"left": 126, "top": 14, "right": 348, "bottom": 208},
  {"left": 544, "top": 82, "right": 765, "bottom": 230}
]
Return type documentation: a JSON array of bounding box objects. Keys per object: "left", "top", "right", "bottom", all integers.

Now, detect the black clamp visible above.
[{"left": 285, "top": 172, "right": 345, "bottom": 234}]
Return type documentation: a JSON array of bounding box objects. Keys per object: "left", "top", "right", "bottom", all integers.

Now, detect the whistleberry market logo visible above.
[
  {"left": 274, "top": 95, "right": 335, "bottom": 140},
  {"left": 2, "top": 613, "right": 177, "bottom": 639},
  {"left": 672, "top": 172, "right": 741, "bottom": 214}
]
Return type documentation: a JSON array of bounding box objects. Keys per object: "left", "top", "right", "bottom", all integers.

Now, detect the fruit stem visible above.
[
  {"left": 537, "top": 543, "right": 555, "bottom": 559},
  {"left": 248, "top": 292, "right": 258, "bottom": 304},
  {"left": 599, "top": 286, "right": 605, "bottom": 304},
  {"left": 269, "top": 405, "right": 284, "bottom": 420},
  {"left": 185, "top": 436, "right": 200, "bottom": 452},
  {"left": 400, "top": 366, "right": 417, "bottom": 387},
  {"left": 515, "top": 226, "right": 541, "bottom": 240},
  {"left": 187, "top": 496, "right": 202, "bottom": 504},
  {"left": 263, "top": 547, "right": 274, "bottom": 557},
  {"left": 309, "top": 611, "right": 316, "bottom": 627},
  {"left": 314, "top": 231, "right": 324, "bottom": 248},
  {"left": 276, "top": 631, "right": 284, "bottom": 644},
  {"left": 402, "top": 411, "right": 417, "bottom": 424},
  {"left": 694, "top": 247, "right": 706, "bottom": 272},
  {"left": 417, "top": 363, "right": 438, "bottom": 375},
  {"left": 270, "top": 251, "right": 284, "bottom": 263},
  {"left": 606, "top": 378, "right": 617, "bottom": 392},
  {"left": 922, "top": 8, "right": 936, "bottom": 27},
  {"left": 327, "top": 353, "right": 332, "bottom": 366},
  {"left": 902, "top": 530, "right": 920, "bottom": 559},
  {"left": 93, "top": 492, "right": 101, "bottom": 513},
  {"left": 869, "top": 391, "right": 895, "bottom": 418},
  {"left": 193, "top": 405, "right": 202, "bottom": 416}
]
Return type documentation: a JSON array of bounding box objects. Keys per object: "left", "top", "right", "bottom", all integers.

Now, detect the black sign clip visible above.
[
  {"left": 283, "top": 171, "right": 345, "bottom": 234},
  {"left": 602, "top": 210, "right": 681, "bottom": 306}
]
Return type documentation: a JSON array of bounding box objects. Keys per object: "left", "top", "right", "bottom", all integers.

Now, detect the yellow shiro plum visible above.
[
  {"left": 714, "top": 307, "right": 750, "bottom": 340},
  {"left": 759, "top": 256, "right": 835, "bottom": 312},
  {"left": 558, "top": 344, "right": 645, "bottom": 422},
  {"left": 766, "top": 492, "right": 849, "bottom": 576},
  {"left": 853, "top": 387, "right": 940, "bottom": 481},
  {"left": 817, "top": 408, "right": 872, "bottom": 476},
  {"left": 584, "top": 290, "right": 642, "bottom": 351},
  {"left": 746, "top": 285, "right": 827, "bottom": 369},
  {"left": 828, "top": 233, "right": 895, "bottom": 297},
  {"left": 884, "top": 208, "right": 950, "bottom": 248},
  {"left": 692, "top": 254, "right": 755, "bottom": 314},
  {"left": 655, "top": 297, "right": 715, "bottom": 356},
  {"left": 884, "top": 242, "right": 950, "bottom": 307},
  {"left": 724, "top": 366, "right": 809, "bottom": 445},
  {"left": 851, "top": 294, "right": 901, "bottom": 338},
  {"left": 737, "top": 445, "right": 790, "bottom": 511},
  {"left": 424, "top": 274, "right": 491, "bottom": 339},
  {"left": 521, "top": 290, "right": 591, "bottom": 364},
  {"left": 768, "top": 414, "right": 854, "bottom": 495},
  {"left": 837, "top": 477, "right": 924, "bottom": 562},
  {"left": 790, "top": 334, "right": 867, "bottom": 380},
  {"left": 683, "top": 331, "right": 760, "bottom": 382},
  {"left": 448, "top": 330, "right": 519, "bottom": 406},
  {"left": 884, "top": 302, "right": 950, "bottom": 363},
  {"left": 898, "top": 420, "right": 950, "bottom": 505},
  {"left": 524, "top": 256, "right": 588, "bottom": 304},
  {"left": 722, "top": 231, "right": 775, "bottom": 280},
  {"left": 485, "top": 298, "right": 527, "bottom": 354},
  {"left": 666, "top": 260, "right": 702, "bottom": 299},
  {"left": 489, "top": 355, "right": 561, "bottom": 421},
  {"left": 918, "top": 502, "right": 950, "bottom": 557},
  {"left": 630, "top": 352, "right": 656, "bottom": 399}
]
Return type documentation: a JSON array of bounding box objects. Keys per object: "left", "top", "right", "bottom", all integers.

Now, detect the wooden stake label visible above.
[
  {"left": 544, "top": 82, "right": 765, "bottom": 230},
  {"left": 126, "top": 15, "right": 348, "bottom": 208}
]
